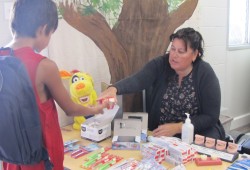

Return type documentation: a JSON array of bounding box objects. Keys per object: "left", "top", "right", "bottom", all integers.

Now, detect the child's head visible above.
[{"left": 10, "top": 0, "right": 58, "bottom": 38}]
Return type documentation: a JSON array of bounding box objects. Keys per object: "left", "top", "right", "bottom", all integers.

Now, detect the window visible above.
[{"left": 228, "top": 0, "right": 250, "bottom": 49}]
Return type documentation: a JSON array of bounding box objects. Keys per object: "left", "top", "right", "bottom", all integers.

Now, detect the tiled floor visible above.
[{"left": 229, "top": 124, "right": 250, "bottom": 141}]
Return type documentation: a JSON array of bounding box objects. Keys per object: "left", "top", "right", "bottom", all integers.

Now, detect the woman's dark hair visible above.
[
  {"left": 169, "top": 27, "right": 204, "bottom": 58},
  {"left": 10, "top": 0, "right": 58, "bottom": 37}
]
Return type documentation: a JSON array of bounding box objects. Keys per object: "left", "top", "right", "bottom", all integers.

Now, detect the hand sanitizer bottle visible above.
[{"left": 181, "top": 113, "right": 194, "bottom": 144}]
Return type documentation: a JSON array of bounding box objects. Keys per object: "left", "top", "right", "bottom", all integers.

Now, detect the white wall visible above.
[
  {"left": 191, "top": 0, "right": 250, "bottom": 130},
  {"left": 183, "top": 0, "right": 228, "bottom": 107},
  {"left": 48, "top": 20, "right": 111, "bottom": 126},
  {"left": 226, "top": 49, "right": 250, "bottom": 129},
  {"left": 0, "top": 0, "right": 250, "bottom": 130},
  {"left": 0, "top": 1, "right": 12, "bottom": 167},
  {"left": 0, "top": 1, "right": 12, "bottom": 46}
]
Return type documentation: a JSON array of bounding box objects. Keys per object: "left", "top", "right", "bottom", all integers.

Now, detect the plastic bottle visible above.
[{"left": 181, "top": 113, "right": 194, "bottom": 144}]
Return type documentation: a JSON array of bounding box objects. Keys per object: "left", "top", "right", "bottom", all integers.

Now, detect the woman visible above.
[{"left": 99, "top": 27, "right": 225, "bottom": 140}]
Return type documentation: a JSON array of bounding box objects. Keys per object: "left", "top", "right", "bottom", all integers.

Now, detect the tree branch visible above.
[{"left": 59, "top": 1, "right": 129, "bottom": 83}]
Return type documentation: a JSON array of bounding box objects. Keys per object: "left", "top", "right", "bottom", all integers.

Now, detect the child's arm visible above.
[{"left": 37, "top": 58, "right": 108, "bottom": 116}]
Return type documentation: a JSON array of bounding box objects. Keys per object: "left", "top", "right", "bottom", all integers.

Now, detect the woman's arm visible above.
[
  {"left": 114, "top": 55, "right": 167, "bottom": 95},
  {"left": 192, "top": 62, "right": 221, "bottom": 133},
  {"left": 98, "top": 55, "right": 167, "bottom": 101}
]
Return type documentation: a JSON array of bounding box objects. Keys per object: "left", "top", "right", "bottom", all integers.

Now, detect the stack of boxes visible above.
[
  {"left": 165, "top": 140, "right": 197, "bottom": 165},
  {"left": 148, "top": 136, "right": 197, "bottom": 165},
  {"left": 141, "top": 142, "right": 167, "bottom": 164}
]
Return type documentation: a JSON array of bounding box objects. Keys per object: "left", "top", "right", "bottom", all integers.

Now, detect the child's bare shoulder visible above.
[
  {"left": 37, "top": 58, "right": 60, "bottom": 83},
  {"left": 39, "top": 58, "right": 59, "bottom": 72}
]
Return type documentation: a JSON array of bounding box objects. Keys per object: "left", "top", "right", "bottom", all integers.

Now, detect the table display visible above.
[{"left": 62, "top": 125, "right": 232, "bottom": 170}]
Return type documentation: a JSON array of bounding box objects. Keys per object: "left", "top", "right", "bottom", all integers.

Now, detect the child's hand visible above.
[{"left": 90, "top": 99, "right": 110, "bottom": 115}]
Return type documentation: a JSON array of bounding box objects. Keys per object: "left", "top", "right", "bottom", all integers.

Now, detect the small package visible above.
[
  {"left": 112, "top": 118, "right": 142, "bottom": 150},
  {"left": 141, "top": 142, "right": 166, "bottom": 163},
  {"left": 81, "top": 105, "right": 119, "bottom": 142},
  {"left": 123, "top": 112, "right": 148, "bottom": 142}
]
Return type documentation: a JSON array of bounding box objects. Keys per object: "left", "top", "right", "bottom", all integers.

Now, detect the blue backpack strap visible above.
[
  {"left": 0, "top": 47, "right": 14, "bottom": 56},
  {"left": 42, "top": 148, "right": 53, "bottom": 170}
]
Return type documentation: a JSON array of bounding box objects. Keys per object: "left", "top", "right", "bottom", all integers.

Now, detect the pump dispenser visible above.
[{"left": 181, "top": 113, "right": 194, "bottom": 144}]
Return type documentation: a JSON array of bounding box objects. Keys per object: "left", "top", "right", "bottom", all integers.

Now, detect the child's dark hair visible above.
[
  {"left": 10, "top": 0, "right": 58, "bottom": 37},
  {"left": 169, "top": 27, "right": 204, "bottom": 58}
]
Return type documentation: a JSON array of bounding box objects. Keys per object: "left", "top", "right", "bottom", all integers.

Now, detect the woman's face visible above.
[{"left": 169, "top": 38, "right": 198, "bottom": 73}]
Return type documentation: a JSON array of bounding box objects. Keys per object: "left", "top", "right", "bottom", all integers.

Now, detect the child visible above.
[{"left": 0, "top": 0, "right": 108, "bottom": 169}]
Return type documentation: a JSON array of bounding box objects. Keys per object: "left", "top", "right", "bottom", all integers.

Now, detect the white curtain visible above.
[{"left": 47, "top": 19, "right": 111, "bottom": 126}]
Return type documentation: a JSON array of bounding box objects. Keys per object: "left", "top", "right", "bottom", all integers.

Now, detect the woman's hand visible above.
[
  {"left": 152, "top": 122, "right": 182, "bottom": 137},
  {"left": 97, "top": 86, "right": 118, "bottom": 103}
]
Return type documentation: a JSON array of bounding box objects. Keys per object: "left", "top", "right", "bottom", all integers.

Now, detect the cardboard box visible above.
[
  {"left": 123, "top": 112, "right": 148, "bottom": 142},
  {"left": 81, "top": 105, "right": 119, "bottom": 142},
  {"left": 112, "top": 119, "right": 141, "bottom": 150},
  {"left": 81, "top": 121, "right": 111, "bottom": 142}
]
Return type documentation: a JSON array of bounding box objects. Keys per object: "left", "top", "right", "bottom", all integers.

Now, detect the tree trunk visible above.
[{"left": 59, "top": 0, "right": 198, "bottom": 112}]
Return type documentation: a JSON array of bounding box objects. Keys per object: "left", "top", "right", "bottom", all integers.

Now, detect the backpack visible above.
[
  {"left": 235, "top": 133, "right": 250, "bottom": 154},
  {"left": 0, "top": 48, "right": 53, "bottom": 169}
]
